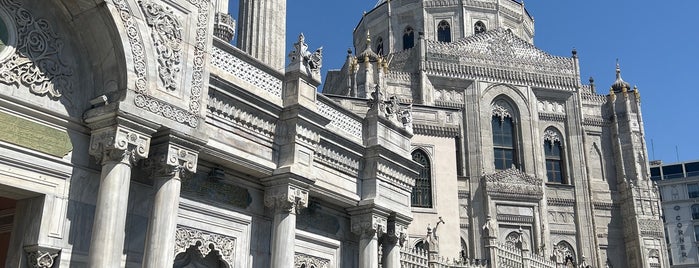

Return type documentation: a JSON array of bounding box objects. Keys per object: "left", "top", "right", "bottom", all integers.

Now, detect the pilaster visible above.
[{"left": 142, "top": 133, "right": 200, "bottom": 268}]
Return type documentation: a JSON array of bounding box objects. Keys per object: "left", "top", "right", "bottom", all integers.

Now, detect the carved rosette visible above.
[
  {"left": 351, "top": 214, "right": 387, "bottom": 239},
  {"left": 26, "top": 250, "right": 58, "bottom": 268},
  {"left": 143, "top": 143, "right": 198, "bottom": 179},
  {"left": 0, "top": 0, "right": 74, "bottom": 99},
  {"left": 139, "top": 0, "right": 182, "bottom": 91},
  {"left": 294, "top": 252, "right": 330, "bottom": 268},
  {"left": 88, "top": 126, "right": 151, "bottom": 166},
  {"left": 264, "top": 184, "right": 309, "bottom": 214},
  {"left": 174, "top": 226, "right": 235, "bottom": 266}
]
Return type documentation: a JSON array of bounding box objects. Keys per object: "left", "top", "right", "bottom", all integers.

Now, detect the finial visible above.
[
  {"left": 589, "top": 76, "right": 594, "bottom": 84},
  {"left": 571, "top": 48, "right": 577, "bottom": 58},
  {"left": 347, "top": 48, "right": 353, "bottom": 55},
  {"left": 366, "top": 30, "right": 371, "bottom": 45},
  {"left": 616, "top": 58, "right": 621, "bottom": 77}
]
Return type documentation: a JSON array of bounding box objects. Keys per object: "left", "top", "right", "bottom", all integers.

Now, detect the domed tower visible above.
[{"left": 355, "top": 0, "right": 534, "bottom": 55}]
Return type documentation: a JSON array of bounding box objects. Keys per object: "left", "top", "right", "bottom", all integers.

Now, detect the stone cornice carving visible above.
[
  {"left": 484, "top": 168, "right": 543, "bottom": 199},
  {"left": 207, "top": 92, "right": 276, "bottom": 138},
  {"left": 211, "top": 46, "right": 283, "bottom": 98},
  {"left": 497, "top": 214, "right": 534, "bottom": 224},
  {"left": 376, "top": 160, "right": 416, "bottom": 192},
  {"left": 412, "top": 124, "right": 460, "bottom": 137},
  {"left": 88, "top": 125, "right": 151, "bottom": 166},
  {"left": 264, "top": 184, "right": 309, "bottom": 214},
  {"left": 0, "top": 0, "right": 74, "bottom": 99},
  {"left": 547, "top": 198, "right": 575, "bottom": 207},
  {"left": 25, "top": 249, "right": 59, "bottom": 268},
  {"left": 583, "top": 116, "right": 608, "bottom": 127},
  {"left": 638, "top": 219, "right": 664, "bottom": 238},
  {"left": 315, "top": 144, "right": 360, "bottom": 176},
  {"left": 174, "top": 226, "right": 235, "bottom": 267},
  {"left": 143, "top": 142, "right": 198, "bottom": 179},
  {"left": 538, "top": 113, "right": 566, "bottom": 123},
  {"left": 139, "top": 0, "right": 183, "bottom": 91},
  {"left": 315, "top": 99, "right": 363, "bottom": 139},
  {"left": 592, "top": 201, "right": 618, "bottom": 211},
  {"left": 543, "top": 129, "right": 561, "bottom": 143},
  {"left": 294, "top": 252, "right": 330, "bottom": 268}
]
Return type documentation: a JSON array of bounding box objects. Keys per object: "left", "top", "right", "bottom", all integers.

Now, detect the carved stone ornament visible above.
[
  {"left": 264, "top": 184, "right": 309, "bottom": 214},
  {"left": 213, "top": 12, "right": 235, "bottom": 42},
  {"left": 492, "top": 101, "right": 513, "bottom": 121},
  {"left": 112, "top": 0, "right": 208, "bottom": 128},
  {"left": 368, "top": 85, "right": 413, "bottom": 132},
  {"left": 484, "top": 168, "right": 543, "bottom": 199},
  {"left": 351, "top": 214, "right": 386, "bottom": 238},
  {"left": 0, "top": 0, "right": 74, "bottom": 99},
  {"left": 294, "top": 252, "right": 330, "bottom": 268},
  {"left": 543, "top": 129, "right": 561, "bottom": 143},
  {"left": 26, "top": 250, "right": 59, "bottom": 268},
  {"left": 139, "top": 0, "right": 183, "bottom": 91},
  {"left": 315, "top": 99, "right": 362, "bottom": 139},
  {"left": 174, "top": 226, "right": 235, "bottom": 267},
  {"left": 88, "top": 126, "right": 151, "bottom": 165},
  {"left": 288, "top": 33, "right": 323, "bottom": 77},
  {"left": 143, "top": 142, "right": 198, "bottom": 178}
]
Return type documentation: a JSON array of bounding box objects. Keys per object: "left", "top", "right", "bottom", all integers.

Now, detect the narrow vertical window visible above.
[
  {"left": 474, "top": 21, "right": 486, "bottom": 35},
  {"left": 492, "top": 100, "right": 517, "bottom": 170},
  {"left": 544, "top": 128, "right": 565, "bottom": 183},
  {"left": 411, "top": 149, "right": 432, "bottom": 208},
  {"left": 437, "top": 20, "right": 451, "bottom": 42},
  {"left": 403, "top": 26, "right": 415, "bottom": 50},
  {"left": 376, "top": 36, "right": 384, "bottom": 55},
  {"left": 692, "top": 204, "right": 699, "bottom": 219}
]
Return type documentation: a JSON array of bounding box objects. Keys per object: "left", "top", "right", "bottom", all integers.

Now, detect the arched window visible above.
[
  {"left": 544, "top": 128, "right": 566, "bottom": 183},
  {"left": 492, "top": 100, "right": 517, "bottom": 170},
  {"left": 692, "top": 204, "right": 699, "bottom": 219},
  {"left": 437, "top": 20, "right": 451, "bottom": 42},
  {"left": 403, "top": 26, "right": 415, "bottom": 50},
  {"left": 376, "top": 36, "right": 384, "bottom": 55},
  {"left": 415, "top": 240, "right": 430, "bottom": 251},
  {"left": 553, "top": 241, "right": 575, "bottom": 265},
  {"left": 411, "top": 149, "right": 432, "bottom": 208},
  {"left": 474, "top": 21, "right": 486, "bottom": 35}
]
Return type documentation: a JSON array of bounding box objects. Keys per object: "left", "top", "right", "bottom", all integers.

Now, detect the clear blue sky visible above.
[{"left": 230, "top": 1, "right": 699, "bottom": 164}]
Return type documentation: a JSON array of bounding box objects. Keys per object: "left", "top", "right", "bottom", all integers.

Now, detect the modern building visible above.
[
  {"left": 652, "top": 160, "right": 699, "bottom": 267},
  {"left": 0, "top": 0, "right": 668, "bottom": 267}
]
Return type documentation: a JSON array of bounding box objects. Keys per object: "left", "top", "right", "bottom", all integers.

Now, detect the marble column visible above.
[
  {"left": 264, "top": 184, "right": 308, "bottom": 268},
  {"left": 142, "top": 143, "right": 198, "bottom": 268},
  {"left": 87, "top": 126, "right": 150, "bottom": 268},
  {"left": 352, "top": 214, "right": 386, "bottom": 268},
  {"left": 382, "top": 219, "right": 406, "bottom": 268}
]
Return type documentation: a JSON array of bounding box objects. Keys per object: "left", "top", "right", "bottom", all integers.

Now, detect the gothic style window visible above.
[
  {"left": 403, "top": 26, "right": 415, "bottom": 50},
  {"left": 553, "top": 241, "right": 576, "bottom": 265},
  {"left": 411, "top": 149, "right": 433, "bottom": 208},
  {"left": 492, "top": 100, "right": 517, "bottom": 170},
  {"left": 693, "top": 204, "right": 699, "bottom": 219},
  {"left": 376, "top": 36, "right": 384, "bottom": 55},
  {"left": 544, "top": 128, "right": 565, "bottom": 183},
  {"left": 474, "top": 21, "right": 486, "bottom": 35},
  {"left": 437, "top": 20, "right": 451, "bottom": 42}
]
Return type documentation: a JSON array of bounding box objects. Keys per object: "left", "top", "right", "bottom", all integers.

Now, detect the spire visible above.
[{"left": 611, "top": 59, "right": 631, "bottom": 92}]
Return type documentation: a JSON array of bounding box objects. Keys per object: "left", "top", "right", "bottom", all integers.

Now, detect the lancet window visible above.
[
  {"left": 411, "top": 149, "right": 433, "bottom": 208},
  {"left": 437, "top": 20, "right": 451, "bottom": 42},
  {"left": 544, "top": 128, "right": 566, "bottom": 184},
  {"left": 492, "top": 100, "right": 518, "bottom": 170},
  {"left": 403, "top": 26, "right": 415, "bottom": 50}
]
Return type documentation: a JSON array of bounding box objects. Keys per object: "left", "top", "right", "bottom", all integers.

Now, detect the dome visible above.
[{"left": 611, "top": 62, "right": 631, "bottom": 92}]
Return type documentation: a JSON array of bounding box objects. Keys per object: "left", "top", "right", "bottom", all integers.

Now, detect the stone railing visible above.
[
  {"left": 494, "top": 243, "right": 556, "bottom": 268},
  {"left": 399, "top": 247, "right": 488, "bottom": 268},
  {"left": 210, "top": 45, "right": 283, "bottom": 98}
]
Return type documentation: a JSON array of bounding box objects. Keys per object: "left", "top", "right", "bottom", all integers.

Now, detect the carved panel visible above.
[
  {"left": 538, "top": 100, "right": 565, "bottom": 114},
  {"left": 0, "top": 0, "right": 74, "bottom": 99},
  {"left": 174, "top": 226, "right": 235, "bottom": 267},
  {"left": 294, "top": 252, "right": 329, "bottom": 268},
  {"left": 139, "top": 0, "right": 183, "bottom": 91},
  {"left": 211, "top": 46, "right": 283, "bottom": 98},
  {"left": 484, "top": 168, "right": 543, "bottom": 200}
]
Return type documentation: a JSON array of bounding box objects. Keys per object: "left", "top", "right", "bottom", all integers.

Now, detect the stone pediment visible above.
[
  {"left": 484, "top": 168, "right": 543, "bottom": 199},
  {"left": 424, "top": 28, "right": 578, "bottom": 89}
]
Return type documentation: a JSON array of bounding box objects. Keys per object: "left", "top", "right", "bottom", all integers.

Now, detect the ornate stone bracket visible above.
[
  {"left": 174, "top": 226, "right": 235, "bottom": 267},
  {"left": 143, "top": 142, "right": 198, "bottom": 179},
  {"left": 214, "top": 12, "right": 235, "bottom": 42},
  {"left": 351, "top": 213, "right": 387, "bottom": 239},
  {"left": 88, "top": 125, "right": 151, "bottom": 166},
  {"left": 294, "top": 252, "right": 330, "bottom": 268},
  {"left": 264, "top": 184, "right": 309, "bottom": 214},
  {"left": 24, "top": 245, "right": 60, "bottom": 268}
]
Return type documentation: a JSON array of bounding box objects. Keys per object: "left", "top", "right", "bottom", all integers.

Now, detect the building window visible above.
[
  {"left": 695, "top": 225, "right": 699, "bottom": 242},
  {"left": 474, "top": 21, "right": 486, "bottom": 35},
  {"left": 411, "top": 149, "right": 432, "bottom": 208},
  {"left": 689, "top": 183, "right": 699, "bottom": 198},
  {"left": 544, "top": 128, "right": 565, "bottom": 184},
  {"left": 693, "top": 205, "right": 699, "bottom": 220},
  {"left": 403, "top": 26, "right": 415, "bottom": 50},
  {"left": 492, "top": 100, "right": 517, "bottom": 170},
  {"left": 376, "top": 37, "right": 384, "bottom": 55},
  {"left": 437, "top": 20, "right": 451, "bottom": 42}
]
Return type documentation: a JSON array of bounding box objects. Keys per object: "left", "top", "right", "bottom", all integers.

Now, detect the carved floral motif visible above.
[
  {"left": 264, "top": 184, "right": 309, "bottom": 214},
  {"left": 26, "top": 250, "right": 58, "bottom": 268},
  {"left": 174, "top": 226, "right": 235, "bottom": 266},
  {"left": 492, "top": 101, "right": 513, "bottom": 121},
  {"left": 0, "top": 0, "right": 74, "bottom": 99},
  {"left": 143, "top": 142, "right": 198, "bottom": 178},
  {"left": 139, "top": 0, "right": 182, "bottom": 91},
  {"left": 543, "top": 129, "right": 560, "bottom": 143},
  {"left": 294, "top": 252, "right": 330, "bottom": 268}
]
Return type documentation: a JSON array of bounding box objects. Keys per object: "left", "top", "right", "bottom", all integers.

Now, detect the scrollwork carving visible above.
[
  {"left": 0, "top": 0, "right": 74, "bottom": 99},
  {"left": 264, "top": 184, "right": 309, "bottom": 214},
  {"left": 143, "top": 142, "right": 198, "bottom": 178},
  {"left": 294, "top": 252, "right": 330, "bottom": 268},
  {"left": 139, "top": 0, "right": 182, "bottom": 91},
  {"left": 88, "top": 126, "right": 151, "bottom": 166},
  {"left": 351, "top": 213, "right": 386, "bottom": 238},
  {"left": 174, "top": 226, "right": 235, "bottom": 267}
]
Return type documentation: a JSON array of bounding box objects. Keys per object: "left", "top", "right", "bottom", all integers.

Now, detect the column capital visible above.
[
  {"left": 144, "top": 142, "right": 199, "bottom": 179},
  {"left": 264, "top": 183, "right": 309, "bottom": 214},
  {"left": 24, "top": 245, "right": 60, "bottom": 268},
  {"left": 351, "top": 213, "right": 387, "bottom": 239},
  {"left": 385, "top": 218, "right": 408, "bottom": 247},
  {"left": 89, "top": 125, "right": 151, "bottom": 166}
]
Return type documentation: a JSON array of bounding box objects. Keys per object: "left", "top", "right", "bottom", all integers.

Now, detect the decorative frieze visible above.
[
  {"left": 376, "top": 161, "right": 415, "bottom": 191},
  {"left": 0, "top": 0, "right": 74, "bottom": 99},
  {"left": 538, "top": 113, "right": 566, "bottom": 122},
  {"left": 496, "top": 214, "right": 533, "bottom": 224},
  {"left": 264, "top": 184, "right": 309, "bottom": 214},
  {"left": 139, "top": 0, "right": 183, "bottom": 91},
  {"left": 547, "top": 198, "right": 575, "bottom": 207},
  {"left": 207, "top": 92, "right": 276, "bottom": 138},
  {"left": 211, "top": 46, "right": 283, "bottom": 98},
  {"left": 315, "top": 144, "right": 360, "bottom": 175},
  {"left": 638, "top": 219, "right": 664, "bottom": 238},
  {"left": 484, "top": 168, "right": 543, "bottom": 199},
  {"left": 315, "top": 99, "right": 363, "bottom": 139},
  {"left": 88, "top": 126, "right": 151, "bottom": 165},
  {"left": 294, "top": 252, "right": 330, "bottom": 268},
  {"left": 413, "top": 124, "right": 460, "bottom": 137},
  {"left": 583, "top": 116, "right": 607, "bottom": 127},
  {"left": 538, "top": 100, "right": 565, "bottom": 114},
  {"left": 174, "top": 226, "right": 235, "bottom": 266}
]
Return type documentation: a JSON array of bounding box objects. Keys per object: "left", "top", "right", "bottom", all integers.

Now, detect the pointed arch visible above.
[
  {"left": 474, "top": 21, "right": 486, "bottom": 35},
  {"left": 553, "top": 240, "right": 576, "bottom": 264},
  {"left": 411, "top": 148, "right": 433, "bottom": 208},
  {"left": 437, "top": 20, "right": 451, "bottom": 42},
  {"left": 403, "top": 26, "right": 415, "bottom": 50},
  {"left": 543, "top": 127, "right": 566, "bottom": 184},
  {"left": 492, "top": 99, "right": 518, "bottom": 170}
]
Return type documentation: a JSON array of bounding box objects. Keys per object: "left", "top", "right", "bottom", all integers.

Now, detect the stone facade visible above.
[{"left": 0, "top": 0, "right": 667, "bottom": 268}]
